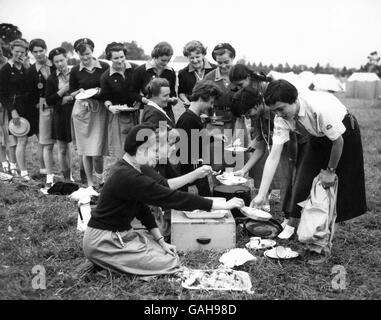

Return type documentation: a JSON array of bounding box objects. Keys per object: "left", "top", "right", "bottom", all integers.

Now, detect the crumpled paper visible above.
[{"left": 219, "top": 248, "right": 257, "bottom": 268}]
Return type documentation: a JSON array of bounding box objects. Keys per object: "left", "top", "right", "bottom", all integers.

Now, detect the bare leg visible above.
[
  {"left": 42, "top": 144, "right": 54, "bottom": 175},
  {"left": 37, "top": 142, "right": 45, "bottom": 171},
  {"left": 57, "top": 140, "right": 71, "bottom": 173},
  {"left": 16, "top": 136, "right": 28, "bottom": 172},
  {"left": 83, "top": 155, "right": 94, "bottom": 187},
  {"left": 93, "top": 156, "right": 104, "bottom": 184}
]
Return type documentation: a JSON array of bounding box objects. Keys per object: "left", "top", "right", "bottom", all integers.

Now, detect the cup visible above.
[{"left": 250, "top": 237, "right": 261, "bottom": 248}]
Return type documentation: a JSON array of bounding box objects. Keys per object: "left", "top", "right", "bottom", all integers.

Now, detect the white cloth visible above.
[{"left": 272, "top": 91, "right": 347, "bottom": 145}]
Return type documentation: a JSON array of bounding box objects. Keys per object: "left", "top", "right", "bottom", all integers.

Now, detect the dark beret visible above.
[
  {"left": 124, "top": 123, "right": 157, "bottom": 155},
  {"left": 74, "top": 38, "right": 94, "bottom": 51},
  {"left": 212, "top": 43, "right": 236, "bottom": 61}
]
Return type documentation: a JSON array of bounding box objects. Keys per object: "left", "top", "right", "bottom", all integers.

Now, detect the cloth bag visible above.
[{"left": 297, "top": 172, "right": 338, "bottom": 254}]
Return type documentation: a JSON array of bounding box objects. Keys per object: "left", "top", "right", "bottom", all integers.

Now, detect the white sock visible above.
[
  {"left": 2, "top": 161, "right": 9, "bottom": 168},
  {"left": 278, "top": 225, "right": 295, "bottom": 239},
  {"left": 10, "top": 162, "right": 17, "bottom": 170},
  {"left": 281, "top": 219, "right": 289, "bottom": 229},
  {"left": 46, "top": 174, "right": 54, "bottom": 184},
  {"left": 20, "top": 170, "right": 28, "bottom": 177}
]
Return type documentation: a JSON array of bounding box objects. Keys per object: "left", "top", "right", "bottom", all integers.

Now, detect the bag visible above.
[
  {"left": 77, "top": 201, "right": 92, "bottom": 232},
  {"left": 47, "top": 181, "right": 79, "bottom": 195},
  {"left": 297, "top": 172, "right": 338, "bottom": 253}
]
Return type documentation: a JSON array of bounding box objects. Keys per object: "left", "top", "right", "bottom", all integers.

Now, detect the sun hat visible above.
[{"left": 8, "top": 117, "right": 30, "bottom": 137}]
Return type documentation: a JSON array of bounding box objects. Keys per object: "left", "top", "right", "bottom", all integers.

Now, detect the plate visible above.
[
  {"left": 216, "top": 173, "right": 247, "bottom": 186},
  {"left": 183, "top": 209, "right": 228, "bottom": 219},
  {"left": 224, "top": 146, "right": 248, "bottom": 152},
  {"left": 240, "top": 206, "right": 272, "bottom": 221},
  {"left": 181, "top": 268, "right": 253, "bottom": 293},
  {"left": 245, "top": 239, "right": 276, "bottom": 250},
  {"left": 0, "top": 172, "right": 13, "bottom": 181},
  {"left": 8, "top": 117, "right": 30, "bottom": 137},
  {"left": 264, "top": 246, "right": 299, "bottom": 259},
  {"left": 75, "top": 88, "right": 99, "bottom": 100},
  {"left": 118, "top": 105, "right": 139, "bottom": 112}
]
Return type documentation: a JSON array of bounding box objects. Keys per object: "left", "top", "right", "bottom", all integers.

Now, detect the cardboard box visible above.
[{"left": 171, "top": 210, "right": 236, "bottom": 252}]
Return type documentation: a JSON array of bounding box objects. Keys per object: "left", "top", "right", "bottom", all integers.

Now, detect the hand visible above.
[
  {"left": 168, "top": 97, "right": 178, "bottom": 105},
  {"left": 11, "top": 111, "right": 20, "bottom": 126},
  {"left": 225, "top": 197, "right": 245, "bottom": 210},
  {"left": 108, "top": 105, "right": 121, "bottom": 114},
  {"left": 161, "top": 242, "right": 177, "bottom": 256},
  {"left": 250, "top": 194, "right": 266, "bottom": 208},
  {"left": 193, "top": 165, "right": 213, "bottom": 179},
  {"left": 183, "top": 100, "right": 191, "bottom": 108},
  {"left": 319, "top": 169, "right": 336, "bottom": 189},
  {"left": 233, "top": 169, "right": 246, "bottom": 177},
  {"left": 62, "top": 95, "right": 73, "bottom": 104}
]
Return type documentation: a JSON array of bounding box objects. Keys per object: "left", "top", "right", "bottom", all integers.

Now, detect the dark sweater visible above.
[
  {"left": 131, "top": 63, "right": 177, "bottom": 103},
  {"left": 88, "top": 160, "right": 213, "bottom": 232},
  {"left": 69, "top": 60, "right": 109, "bottom": 100},
  {"left": 99, "top": 63, "right": 138, "bottom": 106},
  {"left": 26, "top": 63, "right": 54, "bottom": 106},
  {"left": 0, "top": 62, "right": 29, "bottom": 116},
  {"left": 141, "top": 104, "right": 175, "bottom": 128}
]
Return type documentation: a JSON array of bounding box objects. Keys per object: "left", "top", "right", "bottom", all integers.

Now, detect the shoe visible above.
[
  {"left": 21, "top": 174, "right": 31, "bottom": 182},
  {"left": 277, "top": 225, "right": 295, "bottom": 240},
  {"left": 281, "top": 219, "right": 289, "bottom": 229},
  {"left": 10, "top": 169, "right": 18, "bottom": 176}
]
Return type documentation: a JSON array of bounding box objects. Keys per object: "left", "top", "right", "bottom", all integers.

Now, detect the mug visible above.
[{"left": 250, "top": 236, "right": 261, "bottom": 247}]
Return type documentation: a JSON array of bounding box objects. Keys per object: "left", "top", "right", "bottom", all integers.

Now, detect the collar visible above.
[
  {"left": 35, "top": 59, "right": 52, "bottom": 71},
  {"left": 56, "top": 68, "right": 70, "bottom": 77},
  {"left": 109, "top": 61, "right": 132, "bottom": 76},
  {"left": 8, "top": 60, "right": 14, "bottom": 67},
  {"left": 147, "top": 100, "right": 173, "bottom": 122},
  {"left": 296, "top": 97, "right": 306, "bottom": 118},
  {"left": 188, "top": 58, "right": 213, "bottom": 72},
  {"left": 79, "top": 59, "right": 102, "bottom": 71},
  {"left": 215, "top": 67, "right": 227, "bottom": 82},
  {"left": 145, "top": 60, "right": 172, "bottom": 71}
]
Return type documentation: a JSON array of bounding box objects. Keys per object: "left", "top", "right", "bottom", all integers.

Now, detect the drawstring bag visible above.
[{"left": 297, "top": 172, "right": 338, "bottom": 254}]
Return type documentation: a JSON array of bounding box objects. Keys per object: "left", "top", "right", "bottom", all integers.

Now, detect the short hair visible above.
[
  {"left": 151, "top": 41, "right": 173, "bottom": 58},
  {"left": 145, "top": 78, "right": 170, "bottom": 98},
  {"left": 189, "top": 80, "right": 222, "bottom": 102},
  {"left": 48, "top": 47, "right": 67, "bottom": 62},
  {"left": 231, "top": 86, "right": 263, "bottom": 116},
  {"left": 10, "top": 39, "right": 28, "bottom": 51},
  {"left": 29, "top": 38, "right": 47, "bottom": 51},
  {"left": 74, "top": 38, "right": 94, "bottom": 54},
  {"left": 264, "top": 79, "right": 298, "bottom": 106},
  {"left": 124, "top": 123, "right": 157, "bottom": 155},
  {"left": 229, "top": 64, "right": 252, "bottom": 83},
  {"left": 183, "top": 40, "right": 207, "bottom": 57},
  {"left": 105, "top": 42, "right": 127, "bottom": 60},
  {"left": 211, "top": 43, "right": 236, "bottom": 61}
]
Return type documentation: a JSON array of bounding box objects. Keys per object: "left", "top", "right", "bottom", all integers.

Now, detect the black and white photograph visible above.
[{"left": 0, "top": 0, "right": 380, "bottom": 306}]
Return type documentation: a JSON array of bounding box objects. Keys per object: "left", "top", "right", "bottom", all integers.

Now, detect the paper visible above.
[{"left": 219, "top": 248, "right": 257, "bottom": 268}]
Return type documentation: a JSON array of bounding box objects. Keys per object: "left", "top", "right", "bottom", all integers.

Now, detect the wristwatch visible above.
[{"left": 327, "top": 167, "right": 336, "bottom": 173}]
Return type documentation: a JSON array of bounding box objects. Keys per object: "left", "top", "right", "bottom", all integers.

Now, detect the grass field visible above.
[{"left": 0, "top": 94, "right": 380, "bottom": 300}]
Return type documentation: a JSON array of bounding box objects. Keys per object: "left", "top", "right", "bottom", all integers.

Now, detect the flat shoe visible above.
[{"left": 277, "top": 225, "right": 295, "bottom": 239}]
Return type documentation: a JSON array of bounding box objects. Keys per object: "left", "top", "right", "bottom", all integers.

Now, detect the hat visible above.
[
  {"left": 231, "top": 87, "right": 263, "bottom": 116},
  {"left": 74, "top": 38, "right": 95, "bottom": 51},
  {"left": 8, "top": 117, "right": 30, "bottom": 137},
  {"left": 212, "top": 43, "right": 236, "bottom": 61},
  {"left": 124, "top": 123, "right": 157, "bottom": 155}
]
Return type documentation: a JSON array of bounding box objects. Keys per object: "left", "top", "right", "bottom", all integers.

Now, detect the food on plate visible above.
[{"left": 240, "top": 206, "right": 272, "bottom": 221}]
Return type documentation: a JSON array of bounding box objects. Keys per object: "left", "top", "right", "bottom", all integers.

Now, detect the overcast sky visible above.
[{"left": 1, "top": 0, "right": 380, "bottom": 68}]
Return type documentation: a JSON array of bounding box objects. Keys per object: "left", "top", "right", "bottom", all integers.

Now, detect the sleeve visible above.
[
  {"left": 135, "top": 203, "right": 157, "bottom": 231},
  {"left": 100, "top": 72, "right": 112, "bottom": 102},
  {"left": 69, "top": 67, "right": 79, "bottom": 93},
  {"left": 0, "top": 67, "right": 12, "bottom": 111},
  {"left": 177, "top": 69, "right": 187, "bottom": 95},
  {"left": 130, "top": 67, "right": 144, "bottom": 103},
  {"left": 45, "top": 75, "right": 62, "bottom": 107},
  {"left": 318, "top": 111, "right": 346, "bottom": 141},
  {"left": 142, "top": 108, "right": 162, "bottom": 126},
  {"left": 271, "top": 115, "right": 290, "bottom": 145},
  {"left": 116, "top": 170, "right": 213, "bottom": 212},
  {"left": 140, "top": 165, "right": 169, "bottom": 187}
]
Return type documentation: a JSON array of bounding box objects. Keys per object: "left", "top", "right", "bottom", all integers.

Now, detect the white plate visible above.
[
  {"left": 264, "top": 246, "right": 299, "bottom": 259},
  {"left": 240, "top": 206, "right": 272, "bottom": 221},
  {"left": 183, "top": 209, "right": 228, "bottom": 219},
  {"left": 245, "top": 239, "right": 276, "bottom": 250},
  {"left": 216, "top": 174, "right": 247, "bottom": 186},
  {"left": 118, "top": 105, "right": 139, "bottom": 112},
  {"left": 75, "top": 88, "right": 98, "bottom": 100},
  {"left": 224, "top": 146, "right": 248, "bottom": 152}
]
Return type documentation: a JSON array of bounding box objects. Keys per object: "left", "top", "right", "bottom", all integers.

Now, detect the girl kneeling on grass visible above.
[
  {"left": 83, "top": 123, "right": 244, "bottom": 276},
  {"left": 250, "top": 80, "right": 367, "bottom": 262}
]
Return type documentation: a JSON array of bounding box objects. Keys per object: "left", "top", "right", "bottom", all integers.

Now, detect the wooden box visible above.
[{"left": 171, "top": 210, "right": 236, "bottom": 252}]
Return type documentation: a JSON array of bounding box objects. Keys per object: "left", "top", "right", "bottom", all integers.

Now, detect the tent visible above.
[
  {"left": 346, "top": 72, "right": 381, "bottom": 99},
  {"left": 312, "top": 74, "right": 344, "bottom": 92},
  {"left": 267, "top": 70, "right": 311, "bottom": 93}
]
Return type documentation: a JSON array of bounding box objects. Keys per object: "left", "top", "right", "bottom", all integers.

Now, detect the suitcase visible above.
[{"left": 171, "top": 210, "right": 236, "bottom": 252}]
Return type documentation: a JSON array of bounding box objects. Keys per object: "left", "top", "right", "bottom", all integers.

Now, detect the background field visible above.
[{"left": 0, "top": 94, "right": 380, "bottom": 300}]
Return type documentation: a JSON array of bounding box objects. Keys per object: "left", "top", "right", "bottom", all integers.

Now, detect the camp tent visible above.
[
  {"left": 312, "top": 74, "right": 344, "bottom": 92},
  {"left": 267, "top": 70, "right": 311, "bottom": 93},
  {"left": 346, "top": 72, "right": 381, "bottom": 99}
]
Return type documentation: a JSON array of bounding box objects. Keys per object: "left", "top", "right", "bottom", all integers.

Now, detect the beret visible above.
[
  {"left": 124, "top": 123, "right": 157, "bottom": 154},
  {"left": 212, "top": 43, "right": 236, "bottom": 61},
  {"left": 74, "top": 38, "right": 94, "bottom": 51}
]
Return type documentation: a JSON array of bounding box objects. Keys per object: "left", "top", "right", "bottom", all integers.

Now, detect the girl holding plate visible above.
[
  {"left": 100, "top": 42, "right": 139, "bottom": 158},
  {"left": 69, "top": 38, "right": 109, "bottom": 190}
]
